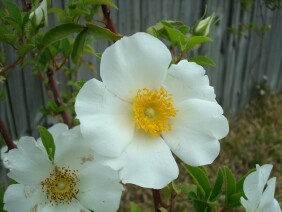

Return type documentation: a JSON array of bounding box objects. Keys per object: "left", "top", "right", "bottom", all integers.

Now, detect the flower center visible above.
[
  {"left": 133, "top": 87, "right": 178, "bottom": 136},
  {"left": 41, "top": 166, "right": 79, "bottom": 205}
]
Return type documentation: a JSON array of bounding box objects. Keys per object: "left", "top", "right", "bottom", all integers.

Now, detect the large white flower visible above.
[
  {"left": 240, "top": 164, "right": 281, "bottom": 212},
  {"left": 75, "top": 32, "right": 229, "bottom": 189},
  {"left": 3, "top": 123, "right": 123, "bottom": 212}
]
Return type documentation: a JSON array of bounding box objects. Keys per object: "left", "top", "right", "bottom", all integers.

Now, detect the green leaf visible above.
[
  {"left": 0, "top": 185, "right": 4, "bottom": 210},
  {"left": 3, "top": 17, "right": 22, "bottom": 34},
  {"left": 87, "top": 23, "right": 122, "bottom": 41},
  {"left": 130, "top": 202, "right": 141, "bottom": 212},
  {"left": 71, "top": 28, "right": 88, "bottom": 64},
  {"left": 188, "top": 56, "right": 216, "bottom": 67},
  {"left": 78, "top": 0, "right": 118, "bottom": 9},
  {"left": 182, "top": 163, "right": 211, "bottom": 198},
  {"left": 0, "top": 91, "right": 5, "bottom": 102},
  {"left": 37, "top": 126, "right": 56, "bottom": 162},
  {"left": 3, "top": 0, "right": 22, "bottom": 25},
  {"left": 229, "top": 192, "right": 244, "bottom": 208},
  {"left": 208, "top": 168, "right": 224, "bottom": 202},
  {"left": 193, "top": 199, "right": 209, "bottom": 212},
  {"left": 164, "top": 26, "right": 186, "bottom": 47},
  {"left": 224, "top": 167, "right": 237, "bottom": 204},
  {"left": 185, "top": 36, "right": 212, "bottom": 51},
  {"left": 159, "top": 208, "right": 168, "bottom": 212},
  {"left": 17, "top": 44, "right": 35, "bottom": 56},
  {"left": 43, "top": 23, "right": 84, "bottom": 47}
]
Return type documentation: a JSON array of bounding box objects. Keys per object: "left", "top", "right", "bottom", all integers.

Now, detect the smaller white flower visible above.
[
  {"left": 241, "top": 164, "right": 281, "bottom": 212},
  {"left": 29, "top": 0, "right": 48, "bottom": 26},
  {"left": 3, "top": 123, "right": 123, "bottom": 212}
]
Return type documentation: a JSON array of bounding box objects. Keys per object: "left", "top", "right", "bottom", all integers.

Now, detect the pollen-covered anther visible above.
[
  {"left": 133, "top": 87, "right": 178, "bottom": 136},
  {"left": 41, "top": 166, "right": 79, "bottom": 205}
]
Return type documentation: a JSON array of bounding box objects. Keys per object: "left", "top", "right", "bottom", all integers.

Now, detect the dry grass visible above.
[{"left": 119, "top": 91, "right": 282, "bottom": 211}]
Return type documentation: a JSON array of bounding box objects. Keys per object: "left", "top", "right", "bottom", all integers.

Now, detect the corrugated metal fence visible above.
[{"left": 0, "top": 0, "right": 282, "bottom": 139}]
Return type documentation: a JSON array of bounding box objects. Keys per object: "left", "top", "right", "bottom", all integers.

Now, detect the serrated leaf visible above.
[
  {"left": 71, "top": 28, "right": 88, "bottom": 64},
  {"left": 37, "top": 126, "right": 55, "bottom": 162},
  {"left": 130, "top": 202, "right": 141, "bottom": 212},
  {"left": 87, "top": 23, "right": 122, "bottom": 41},
  {"left": 188, "top": 56, "right": 216, "bottom": 67},
  {"left": 182, "top": 163, "right": 211, "bottom": 198},
  {"left": 185, "top": 36, "right": 212, "bottom": 51},
  {"left": 43, "top": 23, "right": 84, "bottom": 47},
  {"left": 224, "top": 167, "right": 237, "bottom": 204},
  {"left": 208, "top": 168, "right": 224, "bottom": 202}
]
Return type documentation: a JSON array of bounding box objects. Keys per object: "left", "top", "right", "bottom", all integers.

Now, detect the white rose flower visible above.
[
  {"left": 241, "top": 164, "right": 281, "bottom": 212},
  {"left": 75, "top": 32, "right": 229, "bottom": 189},
  {"left": 3, "top": 123, "right": 123, "bottom": 212},
  {"left": 29, "top": 0, "right": 48, "bottom": 26}
]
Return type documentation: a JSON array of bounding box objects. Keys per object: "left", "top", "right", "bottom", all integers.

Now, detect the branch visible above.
[
  {"left": 101, "top": 5, "right": 118, "bottom": 34},
  {"left": 47, "top": 68, "right": 70, "bottom": 126},
  {"left": 0, "top": 117, "right": 17, "bottom": 151},
  {"left": 152, "top": 189, "right": 163, "bottom": 212},
  {"left": 0, "top": 57, "right": 23, "bottom": 75}
]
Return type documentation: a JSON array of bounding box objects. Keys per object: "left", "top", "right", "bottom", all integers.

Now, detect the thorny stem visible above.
[
  {"left": 0, "top": 117, "right": 17, "bottom": 151},
  {"left": 101, "top": 5, "right": 118, "bottom": 34},
  {"left": 152, "top": 189, "right": 163, "bottom": 212},
  {"left": 47, "top": 68, "right": 70, "bottom": 126}
]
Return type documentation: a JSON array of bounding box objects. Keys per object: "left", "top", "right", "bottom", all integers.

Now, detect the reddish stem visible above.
[
  {"left": 0, "top": 117, "right": 17, "bottom": 151},
  {"left": 152, "top": 189, "right": 163, "bottom": 212},
  {"left": 101, "top": 5, "right": 118, "bottom": 34},
  {"left": 21, "top": 0, "right": 31, "bottom": 12},
  {"left": 47, "top": 69, "right": 70, "bottom": 126}
]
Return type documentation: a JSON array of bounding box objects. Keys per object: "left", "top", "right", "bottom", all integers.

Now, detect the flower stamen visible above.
[
  {"left": 133, "top": 87, "right": 177, "bottom": 136},
  {"left": 41, "top": 166, "right": 79, "bottom": 205}
]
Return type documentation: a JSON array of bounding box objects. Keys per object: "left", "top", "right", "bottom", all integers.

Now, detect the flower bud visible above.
[
  {"left": 193, "top": 12, "right": 216, "bottom": 36},
  {"left": 29, "top": 0, "right": 48, "bottom": 26}
]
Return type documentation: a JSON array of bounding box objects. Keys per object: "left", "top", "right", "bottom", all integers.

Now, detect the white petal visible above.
[
  {"left": 47, "top": 123, "right": 69, "bottom": 140},
  {"left": 258, "top": 177, "right": 281, "bottom": 211},
  {"left": 243, "top": 164, "right": 272, "bottom": 204},
  {"left": 77, "top": 163, "right": 123, "bottom": 212},
  {"left": 41, "top": 200, "right": 90, "bottom": 212},
  {"left": 162, "top": 99, "right": 228, "bottom": 166},
  {"left": 240, "top": 197, "right": 255, "bottom": 212},
  {"left": 75, "top": 79, "right": 134, "bottom": 157},
  {"left": 173, "top": 99, "right": 229, "bottom": 139},
  {"left": 4, "top": 184, "right": 46, "bottom": 212},
  {"left": 5, "top": 137, "right": 53, "bottom": 184},
  {"left": 106, "top": 131, "right": 179, "bottom": 189},
  {"left": 163, "top": 127, "right": 220, "bottom": 166},
  {"left": 101, "top": 32, "right": 172, "bottom": 101},
  {"left": 164, "top": 60, "right": 216, "bottom": 103},
  {"left": 54, "top": 126, "right": 94, "bottom": 171}
]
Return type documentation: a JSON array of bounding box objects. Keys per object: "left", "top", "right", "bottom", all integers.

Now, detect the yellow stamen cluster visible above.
[
  {"left": 41, "top": 166, "right": 79, "bottom": 205},
  {"left": 133, "top": 87, "right": 178, "bottom": 136}
]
